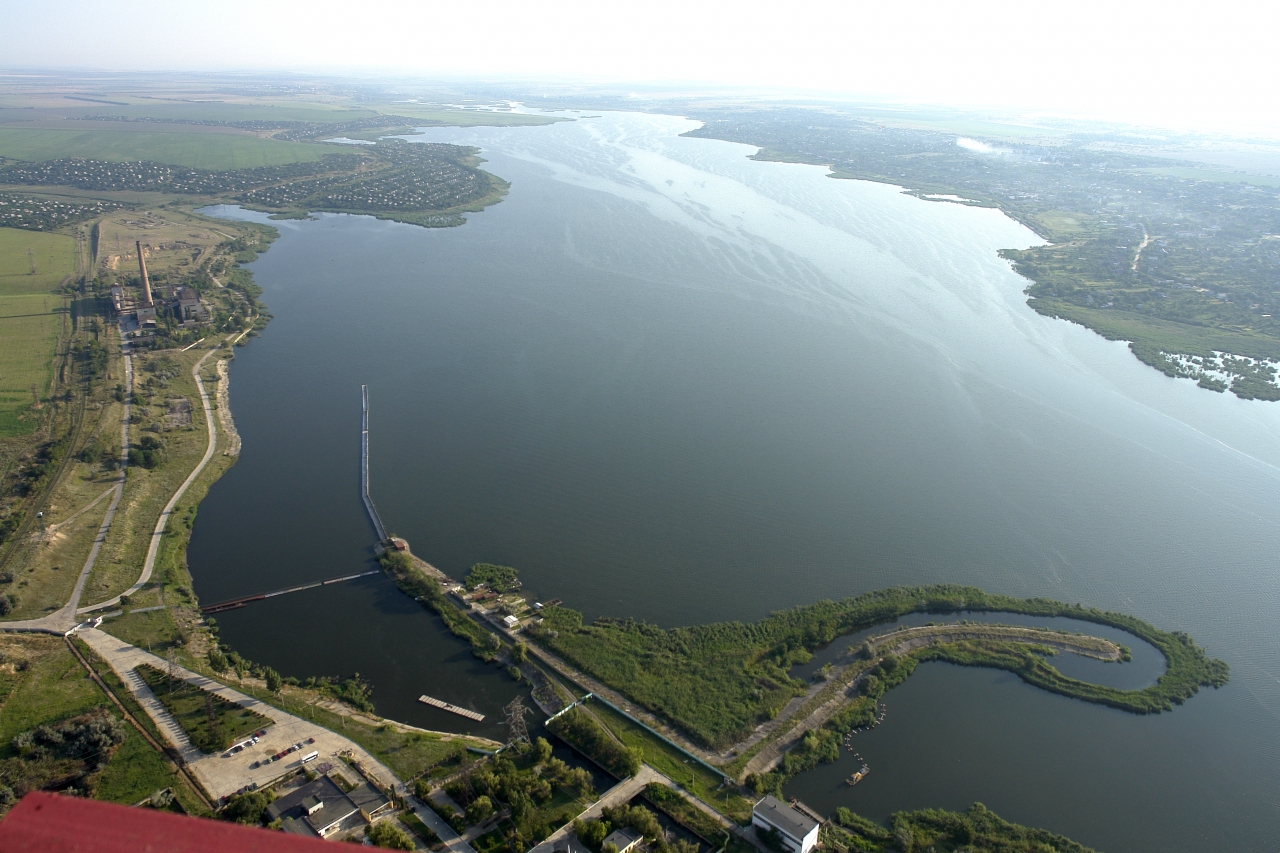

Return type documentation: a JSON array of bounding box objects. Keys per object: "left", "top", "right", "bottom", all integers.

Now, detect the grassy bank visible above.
[
  {"left": 587, "top": 702, "right": 753, "bottom": 823},
  {"left": 530, "top": 585, "right": 1228, "bottom": 751},
  {"left": 827, "top": 802, "right": 1096, "bottom": 853},
  {"left": 380, "top": 551, "right": 502, "bottom": 661}
]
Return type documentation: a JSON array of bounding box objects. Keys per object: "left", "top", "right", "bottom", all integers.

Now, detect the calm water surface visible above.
[{"left": 191, "top": 111, "right": 1280, "bottom": 851}]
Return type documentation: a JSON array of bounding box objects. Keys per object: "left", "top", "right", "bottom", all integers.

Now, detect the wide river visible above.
[{"left": 191, "top": 111, "right": 1280, "bottom": 851}]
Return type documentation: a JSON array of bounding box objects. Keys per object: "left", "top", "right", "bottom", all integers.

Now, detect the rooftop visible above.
[
  {"left": 602, "top": 826, "right": 644, "bottom": 852},
  {"left": 753, "top": 795, "right": 819, "bottom": 842}
]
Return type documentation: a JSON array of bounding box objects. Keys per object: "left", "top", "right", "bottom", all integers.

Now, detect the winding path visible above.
[
  {"left": 741, "top": 623, "right": 1124, "bottom": 776},
  {"left": 0, "top": 355, "right": 133, "bottom": 633},
  {"left": 79, "top": 343, "right": 222, "bottom": 614}
]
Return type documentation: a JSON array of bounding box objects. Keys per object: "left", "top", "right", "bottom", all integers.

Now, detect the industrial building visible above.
[
  {"left": 264, "top": 775, "right": 392, "bottom": 839},
  {"left": 109, "top": 240, "right": 209, "bottom": 333}
]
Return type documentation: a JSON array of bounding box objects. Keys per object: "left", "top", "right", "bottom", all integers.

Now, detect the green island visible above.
[{"left": 681, "top": 107, "right": 1280, "bottom": 400}]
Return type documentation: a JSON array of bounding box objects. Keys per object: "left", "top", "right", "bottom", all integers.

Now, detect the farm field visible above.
[
  {"left": 0, "top": 227, "right": 76, "bottom": 436},
  {"left": 0, "top": 227, "right": 76, "bottom": 294},
  {"left": 0, "top": 126, "right": 324, "bottom": 169}
]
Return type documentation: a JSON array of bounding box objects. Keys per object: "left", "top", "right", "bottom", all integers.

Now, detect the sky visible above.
[{"left": 4, "top": 0, "right": 1280, "bottom": 135}]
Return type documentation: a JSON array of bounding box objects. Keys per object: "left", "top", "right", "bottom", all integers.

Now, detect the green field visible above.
[
  {"left": 0, "top": 127, "right": 324, "bottom": 169},
  {"left": 0, "top": 227, "right": 74, "bottom": 436},
  {"left": 0, "top": 227, "right": 76, "bottom": 294},
  {"left": 92, "top": 726, "right": 184, "bottom": 805},
  {"left": 0, "top": 636, "right": 102, "bottom": 743},
  {"left": 64, "top": 103, "right": 374, "bottom": 124}
]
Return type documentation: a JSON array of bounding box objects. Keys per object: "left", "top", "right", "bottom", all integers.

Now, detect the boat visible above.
[{"left": 846, "top": 765, "right": 870, "bottom": 786}]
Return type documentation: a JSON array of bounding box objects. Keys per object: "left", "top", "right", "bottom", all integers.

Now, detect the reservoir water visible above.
[{"left": 190, "top": 111, "right": 1280, "bottom": 851}]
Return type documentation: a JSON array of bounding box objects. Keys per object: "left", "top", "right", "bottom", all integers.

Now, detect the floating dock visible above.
[{"left": 419, "top": 695, "right": 485, "bottom": 722}]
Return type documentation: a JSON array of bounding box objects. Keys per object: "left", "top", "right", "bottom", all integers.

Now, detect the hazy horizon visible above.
[{"left": 4, "top": 0, "right": 1279, "bottom": 138}]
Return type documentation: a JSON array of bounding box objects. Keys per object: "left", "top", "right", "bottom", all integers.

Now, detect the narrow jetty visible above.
[
  {"left": 361, "top": 385, "right": 387, "bottom": 542},
  {"left": 419, "top": 695, "right": 485, "bottom": 722},
  {"left": 200, "top": 569, "right": 381, "bottom": 614}
]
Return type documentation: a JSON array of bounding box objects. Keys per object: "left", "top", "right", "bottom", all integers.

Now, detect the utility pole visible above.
[
  {"left": 166, "top": 647, "right": 179, "bottom": 693},
  {"left": 504, "top": 696, "right": 530, "bottom": 746}
]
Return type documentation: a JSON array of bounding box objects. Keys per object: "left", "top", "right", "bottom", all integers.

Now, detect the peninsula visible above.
[{"left": 681, "top": 107, "right": 1280, "bottom": 401}]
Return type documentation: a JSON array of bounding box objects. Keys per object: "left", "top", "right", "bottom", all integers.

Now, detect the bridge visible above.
[{"left": 199, "top": 570, "right": 380, "bottom": 614}]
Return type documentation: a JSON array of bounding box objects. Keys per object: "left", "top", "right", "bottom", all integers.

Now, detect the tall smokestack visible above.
[{"left": 135, "top": 240, "right": 153, "bottom": 306}]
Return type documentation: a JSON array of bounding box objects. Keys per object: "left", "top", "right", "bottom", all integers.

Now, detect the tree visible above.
[
  {"left": 573, "top": 819, "right": 610, "bottom": 851},
  {"left": 367, "top": 821, "right": 414, "bottom": 850},
  {"left": 208, "top": 647, "right": 227, "bottom": 673},
  {"left": 532, "top": 736, "right": 553, "bottom": 764},
  {"left": 264, "top": 667, "right": 282, "bottom": 693},
  {"left": 893, "top": 821, "right": 914, "bottom": 852},
  {"left": 602, "top": 805, "right": 661, "bottom": 841},
  {"left": 566, "top": 766, "right": 594, "bottom": 797},
  {"left": 755, "top": 825, "right": 786, "bottom": 853},
  {"left": 221, "top": 790, "right": 273, "bottom": 825},
  {"left": 466, "top": 795, "right": 494, "bottom": 824},
  {"left": 623, "top": 746, "right": 643, "bottom": 777},
  {"left": 511, "top": 641, "right": 528, "bottom": 664}
]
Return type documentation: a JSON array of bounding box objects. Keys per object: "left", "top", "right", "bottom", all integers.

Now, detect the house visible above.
[
  {"left": 601, "top": 827, "right": 645, "bottom": 853},
  {"left": 265, "top": 775, "right": 390, "bottom": 839},
  {"left": 503, "top": 614, "right": 520, "bottom": 630},
  {"left": 751, "top": 795, "right": 820, "bottom": 853}
]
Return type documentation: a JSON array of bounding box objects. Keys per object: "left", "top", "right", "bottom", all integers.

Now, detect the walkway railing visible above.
[{"left": 361, "top": 384, "right": 388, "bottom": 542}]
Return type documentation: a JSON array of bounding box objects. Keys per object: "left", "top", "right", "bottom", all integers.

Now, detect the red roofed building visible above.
[{"left": 0, "top": 791, "right": 339, "bottom": 852}]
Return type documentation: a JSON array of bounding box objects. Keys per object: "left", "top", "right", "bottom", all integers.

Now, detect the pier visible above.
[
  {"left": 362, "top": 385, "right": 388, "bottom": 542},
  {"left": 418, "top": 695, "right": 485, "bottom": 722},
  {"left": 200, "top": 570, "right": 381, "bottom": 614}
]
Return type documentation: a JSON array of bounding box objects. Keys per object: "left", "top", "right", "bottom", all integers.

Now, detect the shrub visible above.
[
  {"left": 466, "top": 795, "right": 494, "bottom": 824},
  {"left": 574, "top": 819, "right": 610, "bottom": 851},
  {"left": 367, "top": 820, "right": 414, "bottom": 850},
  {"left": 220, "top": 790, "right": 273, "bottom": 825}
]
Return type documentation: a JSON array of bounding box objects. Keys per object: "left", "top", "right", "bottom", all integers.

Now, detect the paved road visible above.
[
  {"left": 77, "top": 627, "right": 400, "bottom": 801},
  {"left": 403, "top": 792, "right": 479, "bottom": 853}
]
